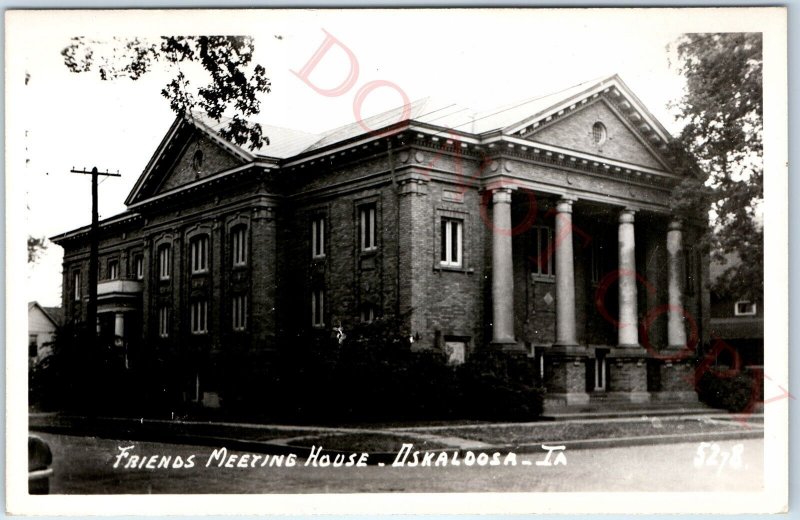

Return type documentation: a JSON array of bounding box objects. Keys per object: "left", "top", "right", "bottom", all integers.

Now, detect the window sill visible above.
[
  {"left": 531, "top": 275, "right": 555, "bottom": 284},
  {"left": 434, "top": 265, "right": 474, "bottom": 274},
  {"left": 360, "top": 248, "right": 379, "bottom": 256}
]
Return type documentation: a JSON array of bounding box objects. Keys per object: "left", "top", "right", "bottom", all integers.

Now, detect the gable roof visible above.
[{"left": 28, "top": 301, "right": 62, "bottom": 328}]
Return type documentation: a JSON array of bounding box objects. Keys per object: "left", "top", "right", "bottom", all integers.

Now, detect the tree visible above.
[
  {"left": 61, "top": 36, "right": 271, "bottom": 151},
  {"left": 669, "top": 33, "right": 763, "bottom": 300},
  {"left": 28, "top": 236, "right": 47, "bottom": 264}
]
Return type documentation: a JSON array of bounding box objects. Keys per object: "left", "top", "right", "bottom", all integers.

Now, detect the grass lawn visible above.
[
  {"left": 286, "top": 433, "right": 450, "bottom": 452},
  {"left": 407, "top": 417, "right": 761, "bottom": 446}
]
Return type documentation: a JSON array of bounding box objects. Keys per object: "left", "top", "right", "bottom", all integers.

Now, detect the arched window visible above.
[
  {"left": 157, "top": 244, "right": 171, "bottom": 280},
  {"left": 231, "top": 226, "right": 248, "bottom": 266},
  {"left": 190, "top": 235, "right": 209, "bottom": 274}
]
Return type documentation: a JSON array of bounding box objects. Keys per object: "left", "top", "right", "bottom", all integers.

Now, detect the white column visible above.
[
  {"left": 618, "top": 209, "right": 639, "bottom": 347},
  {"left": 667, "top": 219, "right": 687, "bottom": 348},
  {"left": 491, "top": 187, "right": 515, "bottom": 344},
  {"left": 554, "top": 198, "right": 577, "bottom": 346},
  {"left": 114, "top": 312, "right": 125, "bottom": 338}
]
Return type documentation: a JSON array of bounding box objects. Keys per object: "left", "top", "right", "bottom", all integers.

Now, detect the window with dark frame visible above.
[
  {"left": 190, "top": 235, "right": 209, "bottom": 274},
  {"left": 73, "top": 271, "right": 81, "bottom": 301},
  {"left": 232, "top": 226, "right": 247, "bottom": 267},
  {"left": 158, "top": 306, "right": 170, "bottom": 338},
  {"left": 360, "top": 303, "right": 376, "bottom": 323},
  {"left": 232, "top": 294, "right": 248, "bottom": 331},
  {"left": 440, "top": 218, "right": 463, "bottom": 267},
  {"left": 311, "top": 216, "right": 325, "bottom": 259},
  {"left": 532, "top": 225, "right": 555, "bottom": 277},
  {"left": 190, "top": 300, "right": 208, "bottom": 334},
  {"left": 29, "top": 335, "right": 38, "bottom": 357},
  {"left": 134, "top": 255, "right": 144, "bottom": 280},
  {"left": 108, "top": 259, "right": 119, "bottom": 280},
  {"left": 359, "top": 204, "right": 377, "bottom": 252},
  {"left": 311, "top": 288, "right": 325, "bottom": 327},
  {"left": 734, "top": 300, "right": 757, "bottom": 316},
  {"left": 158, "top": 245, "right": 171, "bottom": 280}
]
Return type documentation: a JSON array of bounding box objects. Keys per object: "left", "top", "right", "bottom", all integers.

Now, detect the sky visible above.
[{"left": 7, "top": 8, "right": 762, "bottom": 306}]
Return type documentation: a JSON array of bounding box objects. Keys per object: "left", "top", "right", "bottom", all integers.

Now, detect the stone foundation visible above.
[
  {"left": 543, "top": 349, "right": 590, "bottom": 406},
  {"left": 655, "top": 357, "right": 699, "bottom": 402},
  {"left": 607, "top": 349, "right": 650, "bottom": 402}
]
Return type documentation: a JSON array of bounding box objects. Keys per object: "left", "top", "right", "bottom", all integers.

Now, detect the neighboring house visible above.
[
  {"left": 50, "top": 75, "right": 710, "bottom": 409},
  {"left": 709, "top": 255, "right": 764, "bottom": 369},
  {"left": 28, "top": 302, "right": 62, "bottom": 360}
]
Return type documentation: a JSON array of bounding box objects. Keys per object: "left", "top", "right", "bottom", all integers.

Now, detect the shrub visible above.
[{"left": 696, "top": 370, "right": 759, "bottom": 412}]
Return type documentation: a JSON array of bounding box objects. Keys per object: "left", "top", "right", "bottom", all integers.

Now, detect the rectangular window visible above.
[
  {"left": 190, "top": 300, "right": 208, "bottom": 334},
  {"left": 158, "top": 306, "right": 170, "bottom": 338},
  {"left": 359, "top": 204, "right": 377, "bottom": 252},
  {"left": 134, "top": 255, "right": 144, "bottom": 280},
  {"left": 360, "top": 304, "right": 376, "bottom": 323},
  {"left": 73, "top": 271, "right": 81, "bottom": 301},
  {"left": 590, "top": 240, "right": 604, "bottom": 284},
  {"left": 532, "top": 226, "right": 554, "bottom": 277},
  {"left": 29, "top": 335, "right": 38, "bottom": 357},
  {"left": 232, "top": 227, "right": 247, "bottom": 266},
  {"left": 440, "top": 218, "right": 463, "bottom": 267},
  {"left": 190, "top": 236, "right": 209, "bottom": 274},
  {"left": 311, "top": 216, "right": 325, "bottom": 258},
  {"left": 311, "top": 288, "right": 325, "bottom": 327},
  {"left": 232, "top": 295, "right": 248, "bottom": 331},
  {"left": 734, "top": 300, "right": 757, "bottom": 316},
  {"left": 108, "top": 259, "right": 119, "bottom": 280},
  {"left": 158, "top": 245, "right": 171, "bottom": 280}
]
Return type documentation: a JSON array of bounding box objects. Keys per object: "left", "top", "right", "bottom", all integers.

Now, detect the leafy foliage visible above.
[
  {"left": 669, "top": 33, "right": 763, "bottom": 299},
  {"left": 27, "top": 236, "right": 47, "bottom": 263},
  {"left": 62, "top": 36, "right": 271, "bottom": 151},
  {"left": 695, "top": 370, "right": 760, "bottom": 413}
]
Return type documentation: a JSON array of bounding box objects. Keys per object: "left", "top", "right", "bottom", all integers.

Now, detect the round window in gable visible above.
[
  {"left": 192, "top": 149, "right": 204, "bottom": 173},
  {"left": 592, "top": 122, "right": 607, "bottom": 146}
]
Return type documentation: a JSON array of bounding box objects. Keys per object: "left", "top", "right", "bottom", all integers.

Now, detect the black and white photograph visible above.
[{"left": 6, "top": 7, "right": 789, "bottom": 515}]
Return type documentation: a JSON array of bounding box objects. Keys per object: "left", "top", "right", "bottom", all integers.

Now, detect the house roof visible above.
[{"left": 28, "top": 301, "right": 63, "bottom": 327}]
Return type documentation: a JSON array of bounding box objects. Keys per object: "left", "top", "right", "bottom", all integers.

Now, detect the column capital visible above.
[
  {"left": 491, "top": 186, "right": 515, "bottom": 204},
  {"left": 668, "top": 219, "right": 684, "bottom": 231},
  {"left": 619, "top": 208, "right": 636, "bottom": 224},
  {"left": 555, "top": 198, "right": 574, "bottom": 214}
]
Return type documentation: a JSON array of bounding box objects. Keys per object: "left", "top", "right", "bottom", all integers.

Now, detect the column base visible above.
[
  {"left": 544, "top": 350, "right": 589, "bottom": 401},
  {"left": 658, "top": 357, "right": 700, "bottom": 398},
  {"left": 607, "top": 356, "right": 648, "bottom": 393},
  {"left": 604, "top": 391, "right": 651, "bottom": 403},
  {"left": 544, "top": 392, "right": 591, "bottom": 408},
  {"left": 489, "top": 340, "right": 527, "bottom": 354}
]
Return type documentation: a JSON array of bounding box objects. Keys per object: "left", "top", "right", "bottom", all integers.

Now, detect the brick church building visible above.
[{"left": 52, "top": 75, "right": 709, "bottom": 409}]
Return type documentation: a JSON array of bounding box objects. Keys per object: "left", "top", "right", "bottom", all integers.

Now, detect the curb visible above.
[{"left": 30, "top": 416, "right": 763, "bottom": 463}]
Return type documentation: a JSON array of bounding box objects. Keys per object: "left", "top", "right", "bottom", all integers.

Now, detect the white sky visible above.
[{"left": 8, "top": 8, "right": 759, "bottom": 306}]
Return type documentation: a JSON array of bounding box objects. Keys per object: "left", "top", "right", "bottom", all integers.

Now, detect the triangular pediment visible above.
[
  {"left": 525, "top": 98, "right": 665, "bottom": 170},
  {"left": 125, "top": 116, "right": 252, "bottom": 206},
  {"left": 503, "top": 75, "right": 674, "bottom": 172}
]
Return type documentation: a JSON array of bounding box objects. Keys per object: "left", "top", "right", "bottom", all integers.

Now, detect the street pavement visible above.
[{"left": 37, "top": 432, "right": 763, "bottom": 494}]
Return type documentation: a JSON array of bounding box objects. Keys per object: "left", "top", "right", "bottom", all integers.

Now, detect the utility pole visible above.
[{"left": 71, "top": 167, "right": 121, "bottom": 345}]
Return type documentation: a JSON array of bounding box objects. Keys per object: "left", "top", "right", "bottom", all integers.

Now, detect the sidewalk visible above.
[{"left": 29, "top": 409, "right": 763, "bottom": 462}]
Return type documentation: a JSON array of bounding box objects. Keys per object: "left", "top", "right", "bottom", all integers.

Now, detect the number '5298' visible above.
[{"left": 693, "top": 442, "right": 744, "bottom": 472}]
